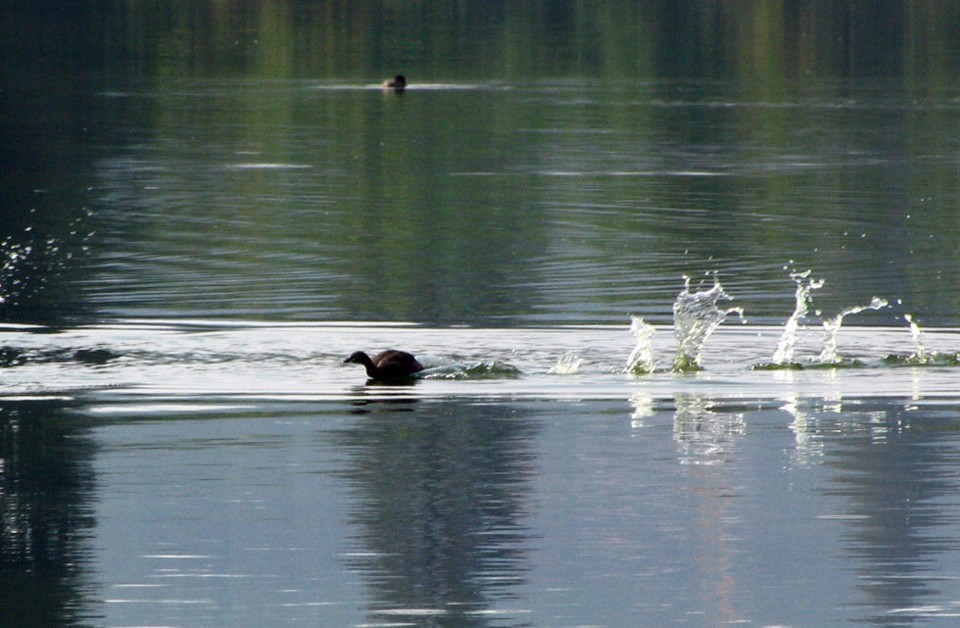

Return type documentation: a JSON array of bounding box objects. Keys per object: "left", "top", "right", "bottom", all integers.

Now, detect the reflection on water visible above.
[
  {"left": 784, "top": 392, "right": 829, "bottom": 467},
  {"left": 2, "top": 381, "right": 960, "bottom": 624},
  {"left": 334, "top": 401, "right": 537, "bottom": 626},
  {"left": 671, "top": 394, "right": 746, "bottom": 465},
  {"left": 0, "top": 401, "right": 100, "bottom": 626},
  {"left": 1, "top": 71, "right": 953, "bottom": 328},
  {"left": 6, "top": 2, "right": 960, "bottom": 626},
  {"left": 74, "top": 75, "right": 960, "bottom": 326},
  {"left": 819, "top": 401, "right": 960, "bottom": 623}
]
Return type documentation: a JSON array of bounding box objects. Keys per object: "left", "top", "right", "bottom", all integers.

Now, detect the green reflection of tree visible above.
[
  {"left": 8, "top": 1, "right": 958, "bottom": 83},
  {"left": 9, "top": 1, "right": 960, "bottom": 324},
  {"left": 0, "top": 402, "right": 100, "bottom": 627}
]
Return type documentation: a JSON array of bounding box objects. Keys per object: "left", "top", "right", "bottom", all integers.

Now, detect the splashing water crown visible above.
[{"left": 672, "top": 274, "right": 744, "bottom": 371}]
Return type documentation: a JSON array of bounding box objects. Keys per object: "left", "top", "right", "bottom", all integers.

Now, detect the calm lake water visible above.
[{"left": 6, "top": 3, "right": 960, "bottom": 627}]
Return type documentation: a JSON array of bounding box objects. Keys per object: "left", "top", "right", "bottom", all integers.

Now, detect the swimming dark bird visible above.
[
  {"left": 383, "top": 74, "right": 406, "bottom": 91},
  {"left": 344, "top": 349, "right": 424, "bottom": 381}
]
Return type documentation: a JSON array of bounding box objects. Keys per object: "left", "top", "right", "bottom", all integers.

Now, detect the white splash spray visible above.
[
  {"left": 672, "top": 275, "right": 744, "bottom": 371},
  {"left": 626, "top": 316, "right": 657, "bottom": 375},
  {"left": 549, "top": 352, "right": 583, "bottom": 374},
  {"left": 772, "top": 269, "right": 824, "bottom": 365},
  {"left": 817, "top": 297, "right": 888, "bottom": 364},
  {"left": 904, "top": 314, "right": 929, "bottom": 361}
]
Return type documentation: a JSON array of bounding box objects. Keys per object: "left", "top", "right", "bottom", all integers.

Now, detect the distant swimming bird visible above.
[
  {"left": 344, "top": 349, "right": 424, "bottom": 381},
  {"left": 383, "top": 74, "right": 406, "bottom": 91}
]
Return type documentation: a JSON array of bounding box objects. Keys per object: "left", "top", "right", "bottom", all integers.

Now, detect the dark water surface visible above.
[
  {"left": 6, "top": 3, "right": 960, "bottom": 626},
  {"left": 77, "top": 76, "right": 960, "bottom": 326}
]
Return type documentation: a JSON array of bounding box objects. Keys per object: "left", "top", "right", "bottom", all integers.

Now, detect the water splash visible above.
[
  {"left": 672, "top": 275, "right": 744, "bottom": 372},
  {"left": 1, "top": 209, "right": 95, "bottom": 309},
  {"left": 817, "top": 297, "right": 888, "bottom": 364},
  {"left": 549, "top": 352, "right": 583, "bottom": 374},
  {"left": 772, "top": 269, "right": 824, "bottom": 365},
  {"left": 626, "top": 316, "right": 656, "bottom": 375},
  {"left": 883, "top": 314, "right": 960, "bottom": 366},
  {"left": 0, "top": 237, "right": 33, "bottom": 304},
  {"left": 421, "top": 360, "right": 521, "bottom": 380},
  {"left": 903, "top": 314, "right": 930, "bottom": 363}
]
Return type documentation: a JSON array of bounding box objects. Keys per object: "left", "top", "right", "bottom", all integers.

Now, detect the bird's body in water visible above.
[
  {"left": 344, "top": 349, "right": 424, "bottom": 381},
  {"left": 383, "top": 74, "right": 406, "bottom": 91}
]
